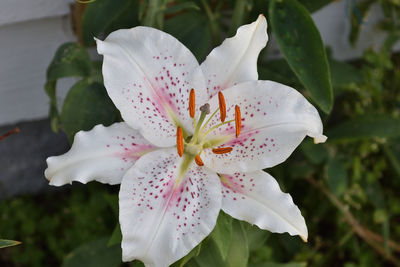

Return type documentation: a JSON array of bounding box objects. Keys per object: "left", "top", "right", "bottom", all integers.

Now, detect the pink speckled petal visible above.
[
  {"left": 202, "top": 80, "right": 326, "bottom": 174},
  {"left": 201, "top": 15, "right": 268, "bottom": 99},
  {"left": 119, "top": 148, "right": 221, "bottom": 266},
  {"left": 220, "top": 171, "right": 308, "bottom": 241},
  {"left": 45, "top": 123, "right": 155, "bottom": 186},
  {"left": 96, "top": 27, "right": 207, "bottom": 147}
]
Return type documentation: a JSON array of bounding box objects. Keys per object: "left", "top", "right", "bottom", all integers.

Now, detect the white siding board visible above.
[
  {"left": 0, "top": 0, "right": 73, "bottom": 27},
  {"left": 0, "top": 16, "right": 76, "bottom": 125}
]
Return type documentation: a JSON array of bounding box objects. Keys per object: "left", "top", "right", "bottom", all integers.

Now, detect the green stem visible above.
[
  {"left": 192, "top": 112, "right": 207, "bottom": 143},
  {"left": 200, "top": 0, "right": 220, "bottom": 45},
  {"left": 229, "top": 0, "right": 248, "bottom": 35},
  {"left": 143, "top": 0, "right": 162, "bottom": 28},
  {"left": 383, "top": 144, "right": 400, "bottom": 178},
  {"left": 200, "top": 108, "right": 219, "bottom": 133}
]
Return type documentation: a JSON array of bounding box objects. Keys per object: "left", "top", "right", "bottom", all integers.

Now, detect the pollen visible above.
[
  {"left": 235, "top": 105, "right": 241, "bottom": 138},
  {"left": 194, "top": 155, "right": 204, "bottom": 166},
  {"left": 189, "top": 88, "right": 195, "bottom": 118},
  {"left": 176, "top": 127, "right": 184, "bottom": 157},
  {"left": 218, "top": 91, "right": 226, "bottom": 122},
  {"left": 212, "top": 147, "right": 233, "bottom": 154}
]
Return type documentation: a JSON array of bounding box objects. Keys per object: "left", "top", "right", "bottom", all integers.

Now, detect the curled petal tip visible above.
[
  {"left": 314, "top": 135, "right": 327, "bottom": 144},
  {"left": 300, "top": 235, "right": 308, "bottom": 243}
]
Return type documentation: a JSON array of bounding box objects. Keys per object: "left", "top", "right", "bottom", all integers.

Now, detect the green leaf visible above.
[
  {"left": 269, "top": 0, "right": 333, "bottom": 113},
  {"left": 107, "top": 224, "right": 122, "bottom": 247},
  {"left": 45, "top": 80, "right": 61, "bottom": 132},
  {"left": 301, "top": 138, "right": 328, "bottom": 164},
  {"left": 329, "top": 59, "right": 364, "bottom": 88},
  {"left": 164, "top": 11, "right": 211, "bottom": 61},
  {"left": 327, "top": 114, "right": 400, "bottom": 141},
  {"left": 171, "top": 244, "right": 202, "bottom": 267},
  {"left": 326, "top": 158, "right": 348, "bottom": 197},
  {"left": 210, "top": 211, "right": 233, "bottom": 260},
  {"left": 240, "top": 221, "right": 270, "bottom": 251},
  {"left": 82, "top": 0, "right": 139, "bottom": 46},
  {"left": 224, "top": 220, "right": 249, "bottom": 267},
  {"left": 61, "top": 79, "right": 118, "bottom": 142},
  {"left": 299, "top": 0, "right": 331, "bottom": 13},
  {"left": 62, "top": 237, "right": 121, "bottom": 267},
  {"left": 250, "top": 262, "right": 306, "bottom": 267},
  {"left": 46, "top": 43, "right": 92, "bottom": 80},
  {"left": 194, "top": 220, "right": 248, "bottom": 267},
  {"left": 0, "top": 239, "right": 21, "bottom": 249}
]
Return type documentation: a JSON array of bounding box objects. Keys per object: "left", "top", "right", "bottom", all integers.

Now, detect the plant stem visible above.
[
  {"left": 306, "top": 177, "right": 400, "bottom": 266},
  {"left": 143, "top": 0, "right": 162, "bottom": 28},
  {"left": 200, "top": 0, "right": 220, "bottom": 45},
  {"left": 229, "top": 0, "right": 248, "bottom": 35}
]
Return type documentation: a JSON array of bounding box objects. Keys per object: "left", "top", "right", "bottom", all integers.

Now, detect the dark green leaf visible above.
[
  {"left": 210, "top": 211, "right": 233, "bottom": 260},
  {"left": 171, "top": 244, "right": 201, "bottom": 267},
  {"left": 299, "top": 0, "right": 331, "bottom": 13},
  {"left": 301, "top": 138, "right": 328, "bottom": 164},
  {"left": 258, "top": 60, "right": 300, "bottom": 87},
  {"left": 329, "top": 58, "right": 364, "bottom": 91},
  {"left": 164, "top": 11, "right": 211, "bottom": 61},
  {"left": 62, "top": 237, "right": 121, "bottom": 267},
  {"left": 61, "top": 80, "right": 118, "bottom": 142},
  {"left": 0, "top": 239, "right": 21, "bottom": 249},
  {"left": 47, "top": 43, "right": 92, "bottom": 80},
  {"left": 326, "top": 158, "right": 348, "bottom": 197},
  {"left": 82, "top": 0, "right": 139, "bottom": 46},
  {"left": 107, "top": 224, "right": 122, "bottom": 247},
  {"left": 45, "top": 80, "right": 61, "bottom": 132},
  {"left": 327, "top": 114, "right": 400, "bottom": 141},
  {"left": 269, "top": 0, "right": 333, "bottom": 113},
  {"left": 250, "top": 262, "right": 306, "bottom": 267}
]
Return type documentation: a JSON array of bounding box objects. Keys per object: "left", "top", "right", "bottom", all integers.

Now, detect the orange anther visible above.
[
  {"left": 189, "top": 89, "right": 195, "bottom": 118},
  {"left": 218, "top": 91, "right": 226, "bottom": 122},
  {"left": 212, "top": 147, "right": 233, "bottom": 154},
  {"left": 0, "top": 127, "right": 20, "bottom": 142},
  {"left": 235, "top": 105, "right": 241, "bottom": 138},
  {"left": 194, "top": 155, "right": 204, "bottom": 166},
  {"left": 176, "top": 127, "right": 184, "bottom": 157}
]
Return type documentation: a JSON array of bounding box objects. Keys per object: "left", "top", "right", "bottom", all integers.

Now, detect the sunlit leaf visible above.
[{"left": 0, "top": 239, "right": 21, "bottom": 249}]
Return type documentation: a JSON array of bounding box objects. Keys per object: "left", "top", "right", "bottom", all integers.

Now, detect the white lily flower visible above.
[{"left": 45, "top": 15, "right": 327, "bottom": 267}]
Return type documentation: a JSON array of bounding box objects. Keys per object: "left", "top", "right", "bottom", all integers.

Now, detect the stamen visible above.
[
  {"left": 0, "top": 127, "right": 20, "bottom": 142},
  {"left": 212, "top": 147, "right": 233, "bottom": 154},
  {"left": 176, "top": 127, "right": 184, "bottom": 157},
  {"left": 218, "top": 92, "right": 226, "bottom": 122},
  {"left": 189, "top": 88, "right": 195, "bottom": 118},
  {"left": 194, "top": 155, "right": 204, "bottom": 166},
  {"left": 235, "top": 105, "right": 241, "bottom": 138}
]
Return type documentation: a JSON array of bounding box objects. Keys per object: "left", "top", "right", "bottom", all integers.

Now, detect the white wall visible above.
[{"left": 0, "top": 0, "right": 398, "bottom": 126}]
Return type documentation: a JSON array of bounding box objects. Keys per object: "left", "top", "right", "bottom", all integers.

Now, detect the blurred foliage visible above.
[{"left": 1, "top": 0, "right": 400, "bottom": 266}]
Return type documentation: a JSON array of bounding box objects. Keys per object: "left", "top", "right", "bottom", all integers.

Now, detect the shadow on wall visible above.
[{"left": 0, "top": 119, "right": 69, "bottom": 199}]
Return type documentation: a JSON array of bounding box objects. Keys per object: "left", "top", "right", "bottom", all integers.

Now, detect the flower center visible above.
[{"left": 176, "top": 89, "right": 241, "bottom": 166}]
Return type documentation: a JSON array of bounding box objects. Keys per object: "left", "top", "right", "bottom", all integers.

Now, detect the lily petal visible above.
[
  {"left": 96, "top": 27, "right": 207, "bottom": 147},
  {"left": 45, "top": 123, "right": 155, "bottom": 186},
  {"left": 201, "top": 15, "right": 268, "bottom": 99},
  {"left": 219, "top": 171, "right": 308, "bottom": 241},
  {"left": 119, "top": 148, "right": 221, "bottom": 267},
  {"left": 202, "top": 80, "right": 326, "bottom": 174}
]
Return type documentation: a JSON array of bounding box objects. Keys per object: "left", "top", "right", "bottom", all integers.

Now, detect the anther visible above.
[
  {"left": 189, "top": 89, "right": 195, "bottom": 118},
  {"left": 199, "top": 103, "right": 210, "bottom": 114},
  {"left": 176, "top": 127, "right": 184, "bottom": 157},
  {"left": 212, "top": 147, "right": 233, "bottom": 154},
  {"left": 235, "top": 105, "right": 241, "bottom": 138},
  {"left": 194, "top": 155, "right": 204, "bottom": 166},
  {"left": 218, "top": 92, "right": 226, "bottom": 122}
]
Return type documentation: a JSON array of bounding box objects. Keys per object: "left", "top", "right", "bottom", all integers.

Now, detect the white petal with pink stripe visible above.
[
  {"left": 219, "top": 171, "right": 308, "bottom": 241},
  {"left": 45, "top": 123, "right": 155, "bottom": 186},
  {"left": 201, "top": 15, "right": 268, "bottom": 99},
  {"left": 201, "top": 80, "right": 326, "bottom": 174},
  {"left": 119, "top": 149, "right": 221, "bottom": 266},
  {"left": 96, "top": 27, "right": 208, "bottom": 147}
]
